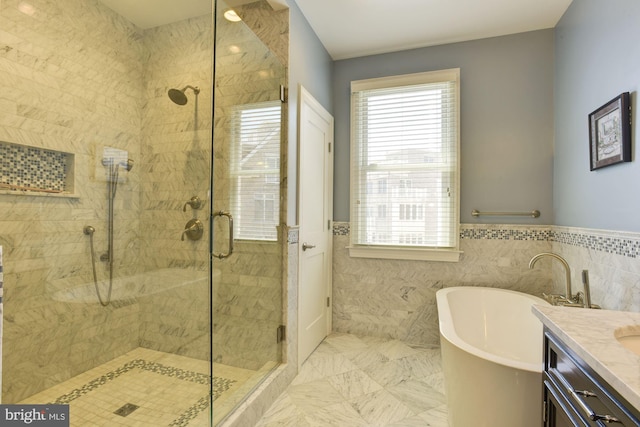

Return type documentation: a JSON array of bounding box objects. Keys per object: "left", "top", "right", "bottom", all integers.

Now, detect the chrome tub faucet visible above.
[{"left": 528, "top": 253, "right": 599, "bottom": 308}]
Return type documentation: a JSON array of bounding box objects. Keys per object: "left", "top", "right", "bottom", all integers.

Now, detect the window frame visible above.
[{"left": 348, "top": 69, "right": 462, "bottom": 262}]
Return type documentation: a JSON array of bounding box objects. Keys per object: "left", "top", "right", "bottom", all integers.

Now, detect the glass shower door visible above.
[
  {"left": 0, "top": 0, "right": 214, "bottom": 425},
  {"left": 211, "top": 1, "right": 286, "bottom": 423}
]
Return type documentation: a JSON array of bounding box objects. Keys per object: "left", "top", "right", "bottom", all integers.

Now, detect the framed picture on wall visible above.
[{"left": 589, "top": 92, "right": 631, "bottom": 170}]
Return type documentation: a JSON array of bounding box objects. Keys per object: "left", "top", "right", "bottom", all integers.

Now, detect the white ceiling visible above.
[
  {"left": 294, "top": 0, "right": 573, "bottom": 60},
  {"left": 98, "top": 0, "right": 212, "bottom": 29},
  {"left": 97, "top": 0, "right": 287, "bottom": 29},
  {"left": 97, "top": 0, "right": 572, "bottom": 60}
]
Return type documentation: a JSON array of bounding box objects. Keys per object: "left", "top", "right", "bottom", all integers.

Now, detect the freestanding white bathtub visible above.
[{"left": 436, "top": 286, "right": 548, "bottom": 427}]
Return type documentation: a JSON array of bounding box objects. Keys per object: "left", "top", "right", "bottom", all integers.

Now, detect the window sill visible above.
[{"left": 347, "top": 245, "right": 462, "bottom": 262}]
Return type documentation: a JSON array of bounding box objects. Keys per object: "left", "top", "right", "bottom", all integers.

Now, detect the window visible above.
[
  {"left": 230, "top": 101, "right": 281, "bottom": 241},
  {"left": 349, "top": 69, "right": 461, "bottom": 261}
]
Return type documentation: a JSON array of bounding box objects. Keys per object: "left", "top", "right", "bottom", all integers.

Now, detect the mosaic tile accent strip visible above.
[
  {"left": 50, "top": 358, "right": 234, "bottom": 426},
  {"left": 460, "top": 226, "right": 552, "bottom": 241},
  {"left": 332, "top": 222, "right": 350, "bottom": 236},
  {"left": 0, "top": 142, "right": 69, "bottom": 193},
  {"left": 333, "top": 222, "right": 640, "bottom": 259},
  {"left": 333, "top": 222, "right": 551, "bottom": 240},
  {"left": 552, "top": 229, "right": 640, "bottom": 259},
  {"left": 168, "top": 395, "right": 210, "bottom": 427}
]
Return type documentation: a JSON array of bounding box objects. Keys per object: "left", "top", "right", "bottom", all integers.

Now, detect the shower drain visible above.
[{"left": 114, "top": 403, "right": 140, "bottom": 417}]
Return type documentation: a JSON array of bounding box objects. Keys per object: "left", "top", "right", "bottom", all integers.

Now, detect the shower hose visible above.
[{"left": 85, "top": 225, "right": 112, "bottom": 307}]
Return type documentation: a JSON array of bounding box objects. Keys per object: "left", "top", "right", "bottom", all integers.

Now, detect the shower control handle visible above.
[
  {"left": 183, "top": 196, "right": 203, "bottom": 212},
  {"left": 181, "top": 219, "right": 204, "bottom": 241}
]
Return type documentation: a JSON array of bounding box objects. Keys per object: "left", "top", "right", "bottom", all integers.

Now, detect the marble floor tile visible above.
[
  {"left": 307, "top": 351, "right": 360, "bottom": 378},
  {"left": 349, "top": 389, "right": 416, "bottom": 425},
  {"left": 303, "top": 401, "right": 370, "bottom": 427},
  {"left": 286, "top": 378, "right": 346, "bottom": 414},
  {"left": 256, "top": 333, "right": 449, "bottom": 427},
  {"left": 362, "top": 358, "right": 420, "bottom": 388},
  {"left": 386, "top": 379, "right": 447, "bottom": 414},
  {"left": 373, "top": 340, "right": 422, "bottom": 360},
  {"left": 343, "top": 347, "right": 390, "bottom": 371},
  {"left": 417, "top": 404, "right": 450, "bottom": 426},
  {"left": 326, "top": 369, "right": 383, "bottom": 400},
  {"left": 323, "top": 333, "right": 370, "bottom": 352}
]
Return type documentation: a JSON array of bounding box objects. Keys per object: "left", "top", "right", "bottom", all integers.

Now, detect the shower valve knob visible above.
[
  {"left": 183, "top": 196, "right": 203, "bottom": 212},
  {"left": 181, "top": 219, "right": 204, "bottom": 241}
]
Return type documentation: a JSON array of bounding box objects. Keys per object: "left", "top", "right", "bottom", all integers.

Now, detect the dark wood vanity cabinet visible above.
[{"left": 543, "top": 328, "right": 640, "bottom": 427}]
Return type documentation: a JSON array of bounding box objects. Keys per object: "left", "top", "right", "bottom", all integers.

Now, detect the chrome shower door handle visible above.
[{"left": 213, "top": 210, "right": 234, "bottom": 259}]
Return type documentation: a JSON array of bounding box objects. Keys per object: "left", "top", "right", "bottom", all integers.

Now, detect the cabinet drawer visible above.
[
  {"left": 544, "top": 377, "right": 591, "bottom": 427},
  {"left": 545, "top": 331, "right": 640, "bottom": 426}
]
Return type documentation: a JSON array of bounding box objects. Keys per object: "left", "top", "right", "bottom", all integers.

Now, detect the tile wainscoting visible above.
[
  {"left": 333, "top": 223, "right": 640, "bottom": 346},
  {"left": 551, "top": 226, "right": 640, "bottom": 312}
]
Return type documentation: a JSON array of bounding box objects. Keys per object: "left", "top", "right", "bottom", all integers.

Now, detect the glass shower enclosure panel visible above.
[
  {"left": 0, "top": 0, "right": 214, "bottom": 425},
  {"left": 212, "top": 0, "right": 286, "bottom": 423}
]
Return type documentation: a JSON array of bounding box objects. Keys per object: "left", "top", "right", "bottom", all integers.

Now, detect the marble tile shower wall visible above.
[
  {"left": 212, "top": 3, "right": 289, "bottom": 372},
  {"left": 136, "top": 14, "right": 213, "bottom": 360},
  {"left": 0, "top": 0, "right": 145, "bottom": 402}
]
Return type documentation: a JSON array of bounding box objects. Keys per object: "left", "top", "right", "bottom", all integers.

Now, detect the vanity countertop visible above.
[{"left": 532, "top": 304, "right": 640, "bottom": 410}]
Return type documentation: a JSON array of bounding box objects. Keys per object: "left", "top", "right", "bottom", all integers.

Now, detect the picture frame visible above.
[{"left": 589, "top": 92, "right": 631, "bottom": 171}]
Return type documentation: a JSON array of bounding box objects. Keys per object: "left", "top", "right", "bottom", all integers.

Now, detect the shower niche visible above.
[{"left": 0, "top": 141, "right": 75, "bottom": 196}]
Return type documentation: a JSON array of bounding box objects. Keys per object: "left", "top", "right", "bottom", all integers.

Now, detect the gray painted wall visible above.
[
  {"left": 554, "top": 0, "right": 640, "bottom": 232},
  {"left": 287, "top": 0, "right": 333, "bottom": 225},
  {"left": 332, "top": 30, "right": 555, "bottom": 224}
]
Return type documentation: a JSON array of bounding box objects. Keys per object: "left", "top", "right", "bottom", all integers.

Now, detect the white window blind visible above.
[
  {"left": 350, "top": 69, "right": 460, "bottom": 260},
  {"left": 230, "top": 101, "right": 281, "bottom": 241}
]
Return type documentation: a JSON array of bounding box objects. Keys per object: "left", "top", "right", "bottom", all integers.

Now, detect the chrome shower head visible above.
[{"left": 168, "top": 85, "right": 200, "bottom": 105}]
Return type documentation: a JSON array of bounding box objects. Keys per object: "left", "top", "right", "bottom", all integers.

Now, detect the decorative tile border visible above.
[
  {"left": 333, "top": 222, "right": 551, "bottom": 240},
  {"left": 333, "top": 222, "right": 350, "bottom": 236},
  {"left": 333, "top": 222, "right": 640, "bottom": 259},
  {"left": 168, "top": 395, "right": 211, "bottom": 427},
  {"left": 460, "top": 225, "right": 551, "bottom": 241},
  {"left": 51, "top": 359, "right": 235, "bottom": 427},
  {"left": 553, "top": 227, "right": 640, "bottom": 259}
]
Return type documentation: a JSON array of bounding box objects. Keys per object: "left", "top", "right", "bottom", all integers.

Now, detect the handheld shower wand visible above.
[{"left": 85, "top": 156, "right": 134, "bottom": 306}]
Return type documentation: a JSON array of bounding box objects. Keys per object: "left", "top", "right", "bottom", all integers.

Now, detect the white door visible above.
[{"left": 298, "top": 86, "right": 334, "bottom": 367}]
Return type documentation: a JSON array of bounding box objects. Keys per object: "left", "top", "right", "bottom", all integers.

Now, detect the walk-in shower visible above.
[
  {"left": 0, "top": 0, "right": 286, "bottom": 425},
  {"left": 168, "top": 85, "right": 200, "bottom": 105}
]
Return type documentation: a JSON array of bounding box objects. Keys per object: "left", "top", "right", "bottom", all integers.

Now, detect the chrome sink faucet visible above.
[{"left": 529, "top": 252, "right": 574, "bottom": 304}]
